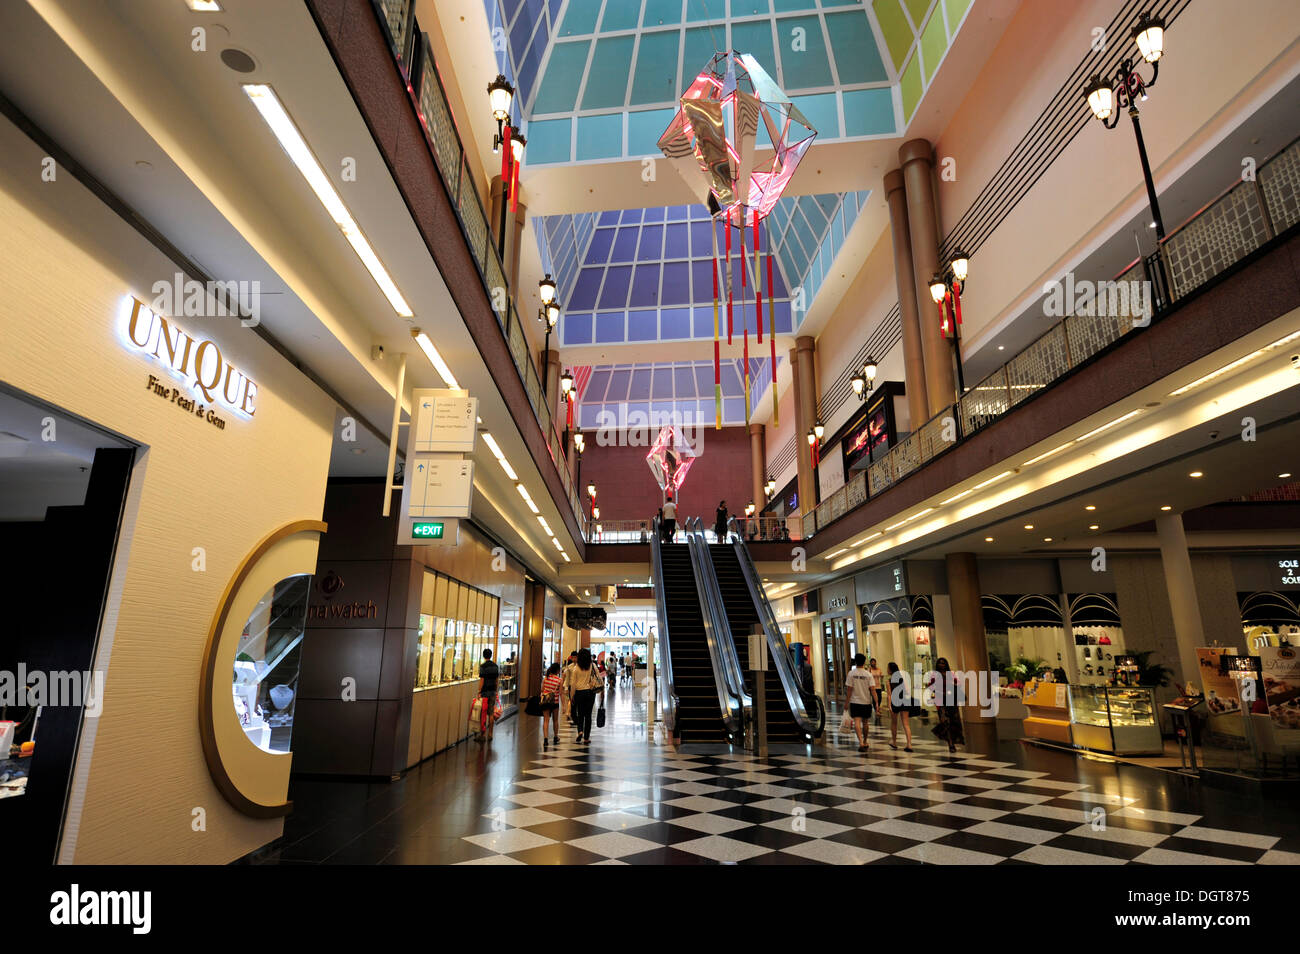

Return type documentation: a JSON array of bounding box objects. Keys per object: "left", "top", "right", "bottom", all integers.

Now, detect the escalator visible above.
[
  {"left": 708, "top": 544, "right": 808, "bottom": 743},
  {"left": 651, "top": 533, "right": 743, "bottom": 744}
]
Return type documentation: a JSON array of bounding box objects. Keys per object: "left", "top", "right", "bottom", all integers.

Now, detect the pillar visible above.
[
  {"left": 749, "top": 422, "right": 765, "bottom": 516},
  {"left": 884, "top": 169, "right": 931, "bottom": 433},
  {"left": 944, "top": 552, "right": 995, "bottom": 748},
  {"left": 489, "top": 178, "right": 526, "bottom": 288},
  {"left": 1156, "top": 512, "right": 1207, "bottom": 688},
  {"left": 791, "top": 337, "right": 818, "bottom": 519},
  {"left": 899, "top": 139, "right": 956, "bottom": 418}
]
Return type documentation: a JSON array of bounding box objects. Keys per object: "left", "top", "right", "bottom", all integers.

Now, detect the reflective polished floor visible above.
[{"left": 244, "top": 684, "right": 1300, "bottom": 865}]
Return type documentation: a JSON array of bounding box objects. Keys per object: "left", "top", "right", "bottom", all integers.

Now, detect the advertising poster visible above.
[
  {"left": 1196, "top": 647, "right": 1241, "bottom": 717},
  {"left": 1259, "top": 645, "right": 1300, "bottom": 740}
]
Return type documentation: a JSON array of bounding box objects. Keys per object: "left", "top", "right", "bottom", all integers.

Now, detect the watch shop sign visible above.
[{"left": 120, "top": 295, "right": 258, "bottom": 429}]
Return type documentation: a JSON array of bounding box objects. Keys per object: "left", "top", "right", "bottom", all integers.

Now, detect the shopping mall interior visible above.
[{"left": 1, "top": 0, "right": 1299, "bottom": 895}]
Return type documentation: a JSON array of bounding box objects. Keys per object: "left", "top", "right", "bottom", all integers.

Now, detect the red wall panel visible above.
[{"left": 580, "top": 426, "right": 755, "bottom": 526}]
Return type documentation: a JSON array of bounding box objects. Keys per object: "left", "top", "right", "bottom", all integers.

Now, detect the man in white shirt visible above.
[
  {"left": 661, "top": 495, "right": 677, "bottom": 542},
  {"left": 844, "top": 653, "right": 877, "bottom": 753}
]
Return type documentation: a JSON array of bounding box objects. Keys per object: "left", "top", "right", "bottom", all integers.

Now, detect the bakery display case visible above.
[{"left": 1068, "top": 685, "right": 1163, "bottom": 755}]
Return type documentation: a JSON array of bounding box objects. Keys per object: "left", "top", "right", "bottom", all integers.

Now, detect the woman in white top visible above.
[
  {"left": 661, "top": 495, "right": 677, "bottom": 542},
  {"left": 843, "top": 653, "right": 877, "bottom": 753}
]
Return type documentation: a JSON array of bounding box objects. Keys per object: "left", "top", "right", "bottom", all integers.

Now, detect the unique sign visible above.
[
  {"left": 122, "top": 296, "right": 257, "bottom": 420},
  {"left": 411, "top": 521, "right": 445, "bottom": 539},
  {"left": 412, "top": 390, "right": 478, "bottom": 453},
  {"left": 1279, "top": 557, "right": 1300, "bottom": 586}
]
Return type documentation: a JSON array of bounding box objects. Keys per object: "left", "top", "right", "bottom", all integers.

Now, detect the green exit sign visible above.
[{"left": 411, "top": 521, "right": 445, "bottom": 539}]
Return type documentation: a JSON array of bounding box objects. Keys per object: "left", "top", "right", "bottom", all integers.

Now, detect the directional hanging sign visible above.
[
  {"left": 412, "top": 388, "right": 477, "bottom": 453},
  {"left": 398, "top": 388, "right": 477, "bottom": 545}
]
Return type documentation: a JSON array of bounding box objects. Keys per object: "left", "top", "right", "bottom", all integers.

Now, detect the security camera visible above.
[
  {"left": 1291, "top": 353, "right": 1300, "bottom": 370},
  {"left": 371, "top": 344, "right": 385, "bottom": 361}
]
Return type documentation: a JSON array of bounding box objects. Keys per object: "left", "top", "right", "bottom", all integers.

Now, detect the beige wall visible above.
[{"left": 0, "top": 116, "right": 335, "bottom": 863}]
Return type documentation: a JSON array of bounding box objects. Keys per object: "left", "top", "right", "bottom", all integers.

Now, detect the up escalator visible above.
[
  {"left": 708, "top": 544, "right": 808, "bottom": 743},
  {"left": 655, "top": 542, "right": 737, "bottom": 743}
]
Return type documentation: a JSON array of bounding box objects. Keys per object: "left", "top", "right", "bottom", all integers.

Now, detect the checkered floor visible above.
[{"left": 455, "top": 722, "right": 1300, "bottom": 865}]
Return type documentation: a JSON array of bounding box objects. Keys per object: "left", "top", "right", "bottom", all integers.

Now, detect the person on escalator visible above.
[
  {"left": 661, "top": 495, "right": 677, "bottom": 542},
  {"left": 714, "top": 500, "right": 728, "bottom": 541}
]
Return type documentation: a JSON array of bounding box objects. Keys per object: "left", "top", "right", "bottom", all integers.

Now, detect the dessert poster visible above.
[
  {"left": 1197, "top": 647, "right": 1241, "bottom": 716},
  {"left": 1259, "top": 646, "right": 1300, "bottom": 740}
]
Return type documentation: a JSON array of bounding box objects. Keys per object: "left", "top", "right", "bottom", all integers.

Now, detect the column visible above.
[
  {"left": 1156, "top": 512, "right": 1207, "bottom": 688},
  {"left": 749, "top": 422, "right": 765, "bottom": 515},
  {"left": 489, "top": 178, "right": 526, "bottom": 288},
  {"left": 791, "top": 337, "right": 818, "bottom": 520},
  {"left": 899, "top": 139, "right": 956, "bottom": 418},
  {"left": 884, "top": 169, "right": 931, "bottom": 433},
  {"left": 944, "top": 552, "right": 995, "bottom": 748}
]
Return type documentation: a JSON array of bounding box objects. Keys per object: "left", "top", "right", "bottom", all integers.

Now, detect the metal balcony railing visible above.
[
  {"left": 368, "top": 0, "right": 586, "bottom": 536},
  {"left": 802, "top": 135, "right": 1300, "bottom": 540}
]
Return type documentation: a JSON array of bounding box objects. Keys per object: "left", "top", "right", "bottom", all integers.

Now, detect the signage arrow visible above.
[{"left": 417, "top": 463, "right": 425, "bottom": 472}]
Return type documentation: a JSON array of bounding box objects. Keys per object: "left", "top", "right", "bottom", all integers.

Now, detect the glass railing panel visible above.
[
  {"left": 916, "top": 407, "right": 954, "bottom": 461},
  {"left": 1065, "top": 311, "right": 1135, "bottom": 367},
  {"left": 485, "top": 251, "right": 507, "bottom": 322},
  {"left": 415, "top": 44, "right": 461, "bottom": 196},
  {"left": 1260, "top": 141, "right": 1300, "bottom": 234},
  {"left": 960, "top": 369, "right": 1009, "bottom": 436},
  {"left": 1162, "top": 181, "right": 1270, "bottom": 299},
  {"left": 868, "top": 455, "right": 893, "bottom": 496},
  {"left": 378, "top": 0, "right": 412, "bottom": 59},
  {"left": 846, "top": 470, "right": 867, "bottom": 510},
  {"left": 802, "top": 512, "right": 816, "bottom": 539},
  {"left": 507, "top": 307, "right": 528, "bottom": 376},
  {"left": 1005, "top": 324, "right": 1068, "bottom": 410}
]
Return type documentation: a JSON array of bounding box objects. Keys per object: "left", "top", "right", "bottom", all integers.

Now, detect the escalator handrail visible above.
[
  {"left": 727, "top": 516, "right": 821, "bottom": 738},
  {"left": 682, "top": 517, "right": 746, "bottom": 737},
  {"left": 648, "top": 519, "right": 680, "bottom": 738},
  {"left": 686, "top": 517, "right": 751, "bottom": 713}
]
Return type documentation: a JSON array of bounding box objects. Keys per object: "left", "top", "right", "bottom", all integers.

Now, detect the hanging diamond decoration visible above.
[{"left": 646, "top": 425, "right": 699, "bottom": 495}]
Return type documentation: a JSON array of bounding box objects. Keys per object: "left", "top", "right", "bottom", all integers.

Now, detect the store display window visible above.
[
  {"left": 233, "top": 574, "right": 311, "bottom": 753},
  {"left": 413, "top": 571, "right": 501, "bottom": 690}
]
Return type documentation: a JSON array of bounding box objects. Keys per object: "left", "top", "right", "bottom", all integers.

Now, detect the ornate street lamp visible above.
[
  {"left": 1083, "top": 12, "right": 1168, "bottom": 239},
  {"left": 851, "top": 356, "right": 879, "bottom": 401},
  {"left": 486, "top": 74, "right": 514, "bottom": 149},
  {"left": 930, "top": 249, "right": 972, "bottom": 400}
]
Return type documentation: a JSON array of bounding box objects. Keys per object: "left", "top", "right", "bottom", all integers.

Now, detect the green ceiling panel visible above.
[
  {"left": 842, "top": 86, "right": 894, "bottom": 136},
  {"left": 599, "top": 1, "right": 641, "bottom": 32},
  {"left": 533, "top": 40, "right": 591, "bottom": 113},
  {"left": 772, "top": 0, "right": 819, "bottom": 9},
  {"left": 527, "top": 118, "right": 573, "bottom": 164},
  {"left": 582, "top": 35, "right": 636, "bottom": 108},
  {"left": 825, "top": 11, "right": 887, "bottom": 84},
  {"left": 872, "top": 0, "right": 914, "bottom": 73},
  {"left": 776, "top": 15, "right": 833, "bottom": 89},
  {"left": 558, "top": 0, "right": 603, "bottom": 36},
  {"left": 732, "top": 0, "right": 771, "bottom": 15},
  {"left": 903, "top": 0, "right": 931, "bottom": 28},
  {"left": 684, "top": 0, "right": 722, "bottom": 22},
  {"left": 899, "top": 48, "right": 922, "bottom": 121},
  {"left": 919, "top": 5, "right": 948, "bottom": 83},
  {"left": 576, "top": 113, "right": 624, "bottom": 160},
  {"left": 630, "top": 30, "right": 682, "bottom": 105},
  {"left": 944, "top": 0, "right": 972, "bottom": 29},
  {"left": 790, "top": 91, "right": 838, "bottom": 139},
  {"left": 642, "top": 0, "right": 683, "bottom": 28},
  {"left": 730, "top": 20, "right": 777, "bottom": 83},
  {"left": 628, "top": 107, "right": 676, "bottom": 154}
]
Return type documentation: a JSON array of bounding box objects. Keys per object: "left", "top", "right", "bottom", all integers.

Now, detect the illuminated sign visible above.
[
  {"left": 411, "top": 521, "right": 445, "bottom": 539},
  {"left": 122, "top": 296, "right": 258, "bottom": 419}
]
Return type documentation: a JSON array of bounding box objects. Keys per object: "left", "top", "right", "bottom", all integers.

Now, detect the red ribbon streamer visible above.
[
  {"left": 725, "top": 221, "right": 733, "bottom": 345},
  {"left": 754, "top": 210, "right": 762, "bottom": 345}
]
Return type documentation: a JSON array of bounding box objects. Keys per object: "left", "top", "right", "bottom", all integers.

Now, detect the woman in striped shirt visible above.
[{"left": 539, "top": 663, "right": 562, "bottom": 749}]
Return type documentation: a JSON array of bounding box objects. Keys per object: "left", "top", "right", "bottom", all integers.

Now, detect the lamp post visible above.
[
  {"left": 1083, "top": 12, "right": 1168, "bottom": 240},
  {"left": 929, "top": 250, "right": 971, "bottom": 402},
  {"left": 572, "top": 428, "right": 585, "bottom": 502},
  {"left": 807, "top": 419, "right": 824, "bottom": 506},
  {"left": 486, "top": 75, "right": 520, "bottom": 264},
  {"left": 850, "top": 356, "right": 878, "bottom": 402},
  {"left": 538, "top": 273, "right": 559, "bottom": 366}
]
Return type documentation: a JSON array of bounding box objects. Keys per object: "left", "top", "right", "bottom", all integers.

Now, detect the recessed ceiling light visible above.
[
  {"left": 984, "top": 536, "right": 994, "bottom": 542},
  {"left": 1024, "top": 524, "right": 1034, "bottom": 530},
  {"left": 186, "top": 0, "right": 221, "bottom": 10},
  {"left": 1089, "top": 524, "right": 1100, "bottom": 530},
  {"left": 997, "top": 345, "right": 1005, "bottom": 351},
  {"left": 1160, "top": 505, "right": 1172, "bottom": 511},
  {"left": 1189, "top": 471, "right": 1203, "bottom": 478},
  {"left": 1043, "top": 536, "right": 1053, "bottom": 542},
  {"left": 1280, "top": 473, "right": 1293, "bottom": 479},
  {"left": 351, "top": 447, "right": 365, "bottom": 455},
  {"left": 1085, "top": 505, "right": 1096, "bottom": 511}
]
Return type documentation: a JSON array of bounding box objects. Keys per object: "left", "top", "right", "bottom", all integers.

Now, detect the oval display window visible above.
[{"left": 232, "top": 574, "right": 310, "bottom": 754}]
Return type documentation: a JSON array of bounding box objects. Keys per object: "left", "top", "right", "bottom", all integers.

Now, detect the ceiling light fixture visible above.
[
  {"left": 1024, "top": 524, "right": 1034, "bottom": 530},
  {"left": 1074, "top": 409, "right": 1142, "bottom": 443},
  {"left": 1160, "top": 505, "right": 1172, "bottom": 511},
  {"left": 185, "top": 0, "right": 221, "bottom": 9},
  {"left": 516, "top": 483, "right": 539, "bottom": 514},
  {"left": 985, "top": 536, "right": 994, "bottom": 542},
  {"left": 243, "top": 84, "right": 412, "bottom": 316},
  {"left": 480, "top": 432, "right": 518, "bottom": 480},
  {"left": 1085, "top": 505, "right": 1096, "bottom": 511},
  {"left": 1167, "top": 330, "right": 1300, "bottom": 396},
  {"left": 1022, "top": 443, "right": 1070, "bottom": 467},
  {"left": 412, "top": 330, "right": 459, "bottom": 389},
  {"left": 1280, "top": 473, "right": 1294, "bottom": 479},
  {"left": 1189, "top": 471, "right": 1203, "bottom": 478},
  {"left": 1089, "top": 524, "right": 1100, "bottom": 530},
  {"left": 537, "top": 516, "right": 552, "bottom": 534}
]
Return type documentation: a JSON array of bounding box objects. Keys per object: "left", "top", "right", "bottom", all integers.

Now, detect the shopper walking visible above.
[
  {"left": 928, "top": 656, "right": 965, "bottom": 753},
  {"left": 539, "top": 663, "right": 562, "bottom": 749},
  {"left": 886, "top": 661, "right": 914, "bottom": 752},
  {"left": 661, "top": 495, "right": 677, "bottom": 542},
  {"left": 567, "top": 648, "right": 604, "bottom": 745},
  {"left": 477, "top": 648, "right": 500, "bottom": 743},
  {"left": 561, "top": 651, "right": 578, "bottom": 727},
  {"left": 868, "top": 657, "right": 884, "bottom": 724},
  {"left": 714, "top": 500, "right": 728, "bottom": 541},
  {"left": 843, "top": 653, "right": 876, "bottom": 753}
]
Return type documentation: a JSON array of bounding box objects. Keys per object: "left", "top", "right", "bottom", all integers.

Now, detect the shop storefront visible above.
[
  {"left": 0, "top": 113, "right": 337, "bottom": 864},
  {"left": 818, "top": 579, "right": 858, "bottom": 701}
]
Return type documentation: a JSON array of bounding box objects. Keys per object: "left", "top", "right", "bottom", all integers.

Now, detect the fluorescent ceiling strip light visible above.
[
  {"left": 538, "top": 516, "right": 552, "bottom": 534},
  {"left": 413, "top": 331, "right": 459, "bottom": 389},
  {"left": 242, "top": 84, "right": 413, "bottom": 317},
  {"left": 826, "top": 548, "right": 847, "bottom": 559},
  {"left": 516, "top": 484, "right": 539, "bottom": 513},
  {"left": 1073, "top": 409, "right": 1141, "bottom": 443},
  {"left": 562, "top": 552, "right": 571, "bottom": 562},
  {"left": 186, "top": 0, "right": 221, "bottom": 10},
  {"left": 1021, "top": 443, "right": 1070, "bottom": 467},
  {"left": 973, "top": 471, "right": 1012, "bottom": 490},
  {"left": 552, "top": 537, "right": 564, "bottom": 551},
  {"left": 1167, "top": 330, "right": 1300, "bottom": 396},
  {"left": 480, "top": 431, "right": 518, "bottom": 480},
  {"left": 940, "top": 488, "right": 972, "bottom": 506}
]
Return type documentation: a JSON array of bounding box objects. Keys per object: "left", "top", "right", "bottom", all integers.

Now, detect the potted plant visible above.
[{"left": 1004, "top": 656, "right": 1049, "bottom": 688}]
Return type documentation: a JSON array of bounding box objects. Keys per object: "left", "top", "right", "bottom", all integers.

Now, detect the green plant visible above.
[
  {"left": 1004, "top": 656, "right": 1049, "bottom": 684},
  {"left": 1130, "top": 650, "right": 1173, "bottom": 688}
]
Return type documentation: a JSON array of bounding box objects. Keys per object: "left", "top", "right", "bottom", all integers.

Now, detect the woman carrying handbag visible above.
[
  {"left": 927, "top": 657, "right": 965, "bottom": 753},
  {"left": 567, "top": 649, "right": 604, "bottom": 745}
]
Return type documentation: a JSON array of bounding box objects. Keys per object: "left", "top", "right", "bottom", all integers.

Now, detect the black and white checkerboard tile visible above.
[{"left": 454, "top": 731, "right": 1298, "bottom": 865}]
